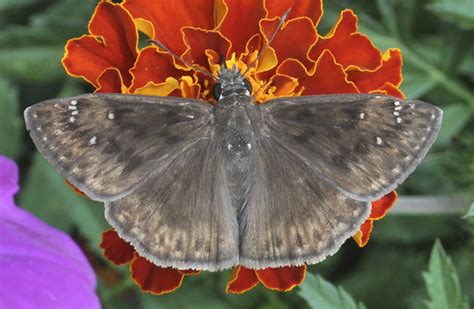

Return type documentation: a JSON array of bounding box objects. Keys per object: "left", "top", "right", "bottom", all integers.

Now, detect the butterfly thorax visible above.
[{"left": 214, "top": 66, "right": 251, "bottom": 103}]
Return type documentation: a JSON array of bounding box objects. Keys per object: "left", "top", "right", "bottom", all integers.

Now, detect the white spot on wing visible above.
[
  {"left": 71, "top": 100, "right": 77, "bottom": 105},
  {"left": 359, "top": 112, "right": 365, "bottom": 120},
  {"left": 42, "top": 136, "right": 48, "bottom": 141},
  {"left": 186, "top": 115, "right": 195, "bottom": 119},
  {"left": 108, "top": 112, "right": 115, "bottom": 120},
  {"left": 393, "top": 111, "right": 400, "bottom": 116},
  {"left": 394, "top": 101, "right": 400, "bottom": 106},
  {"left": 247, "top": 143, "right": 252, "bottom": 149},
  {"left": 89, "top": 136, "right": 97, "bottom": 145},
  {"left": 376, "top": 137, "right": 383, "bottom": 145},
  {"left": 71, "top": 111, "right": 78, "bottom": 115},
  {"left": 69, "top": 117, "right": 75, "bottom": 123},
  {"left": 397, "top": 117, "right": 402, "bottom": 123},
  {"left": 68, "top": 106, "right": 77, "bottom": 110}
]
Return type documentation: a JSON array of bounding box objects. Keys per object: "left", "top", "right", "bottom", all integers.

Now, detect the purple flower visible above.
[{"left": 0, "top": 155, "right": 100, "bottom": 308}]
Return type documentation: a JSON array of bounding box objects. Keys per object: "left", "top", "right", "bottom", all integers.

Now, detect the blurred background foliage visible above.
[{"left": 0, "top": 0, "right": 473, "bottom": 308}]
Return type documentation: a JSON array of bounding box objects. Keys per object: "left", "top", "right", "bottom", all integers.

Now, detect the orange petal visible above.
[
  {"left": 96, "top": 68, "right": 125, "bottom": 94},
  {"left": 130, "top": 46, "right": 186, "bottom": 93},
  {"left": 177, "top": 269, "right": 201, "bottom": 276},
  {"left": 65, "top": 180, "right": 85, "bottom": 196},
  {"left": 255, "top": 265, "right": 306, "bottom": 291},
  {"left": 310, "top": 10, "right": 382, "bottom": 71},
  {"left": 62, "top": 2, "right": 138, "bottom": 88},
  {"left": 353, "top": 220, "right": 374, "bottom": 248},
  {"left": 265, "top": 0, "right": 323, "bottom": 27},
  {"left": 182, "top": 27, "right": 231, "bottom": 68},
  {"left": 260, "top": 16, "right": 318, "bottom": 70},
  {"left": 225, "top": 266, "right": 259, "bottom": 294},
  {"left": 278, "top": 50, "right": 358, "bottom": 95},
  {"left": 370, "top": 191, "right": 398, "bottom": 220},
  {"left": 123, "top": 0, "right": 218, "bottom": 55},
  {"left": 130, "top": 255, "right": 185, "bottom": 295},
  {"left": 220, "top": 0, "right": 266, "bottom": 55},
  {"left": 346, "top": 48, "right": 403, "bottom": 93},
  {"left": 100, "top": 230, "right": 135, "bottom": 265}
]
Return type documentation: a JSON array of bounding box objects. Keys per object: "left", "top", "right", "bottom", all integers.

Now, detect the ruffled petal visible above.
[
  {"left": 370, "top": 191, "right": 397, "bottom": 220},
  {"left": 260, "top": 16, "right": 318, "bottom": 70},
  {"left": 255, "top": 265, "right": 306, "bottom": 291},
  {"left": 100, "top": 230, "right": 135, "bottom": 265},
  {"left": 62, "top": 2, "right": 138, "bottom": 87},
  {"left": 219, "top": 0, "right": 266, "bottom": 55},
  {"left": 353, "top": 219, "right": 374, "bottom": 248},
  {"left": 265, "top": 0, "right": 323, "bottom": 27},
  {"left": 130, "top": 255, "right": 185, "bottom": 295},
  {"left": 182, "top": 27, "right": 231, "bottom": 68},
  {"left": 278, "top": 50, "right": 358, "bottom": 95},
  {"left": 96, "top": 68, "right": 126, "bottom": 94},
  {"left": 310, "top": 10, "right": 381, "bottom": 70},
  {"left": 225, "top": 266, "right": 259, "bottom": 294},
  {"left": 130, "top": 46, "right": 187, "bottom": 93},
  {"left": 346, "top": 48, "right": 403, "bottom": 93},
  {"left": 123, "top": 0, "right": 220, "bottom": 55}
]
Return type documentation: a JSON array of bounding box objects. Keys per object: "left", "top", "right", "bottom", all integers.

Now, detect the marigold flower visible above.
[
  {"left": 63, "top": 0, "right": 403, "bottom": 295},
  {"left": 0, "top": 155, "right": 99, "bottom": 308}
]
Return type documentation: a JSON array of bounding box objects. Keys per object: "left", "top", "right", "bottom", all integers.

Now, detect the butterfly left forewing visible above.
[
  {"left": 25, "top": 94, "right": 212, "bottom": 201},
  {"left": 261, "top": 94, "right": 442, "bottom": 201}
]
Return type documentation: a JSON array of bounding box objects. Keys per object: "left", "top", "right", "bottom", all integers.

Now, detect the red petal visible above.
[
  {"left": 353, "top": 220, "right": 374, "bottom": 248},
  {"left": 255, "top": 265, "right": 306, "bottom": 291},
  {"left": 220, "top": 0, "right": 266, "bottom": 55},
  {"left": 225, "top": 266, "right": 259, "bottom": 294},
  {"left": 100, "top": 230, "right": 135, "bottom": 265},
  {"left": 182, "top": 27, "right": 231, "bottom": 68},
  {"left": 260, "top": 16, "right": 317, "bottom": 70},
  {"left": 130, "top": 255, "right": 185, "bottom": 295},
  {"left": 346, "top": 48, "right": 403, "bottom": 93},
  {"left": 65, "top": 180, "right": 85, "bottom": 196},
  {"left": 370, "top": 82, "right": 405, "bottom": 99},
  {"left": 62, "top": 2, "right": 137, "bottom": 87},
  {"left": 370, "top": 191, "right": 397, "bottom": 220},
  {"left": 309, "top": 10, "right": 382, "bottom": 71},
  {"left": 96, "top": 68, "right": 124, "bottom": 93},
  {"left": 130, "top": 46, "right": 186, "bottom": 93},
  {"left": 265, "top": 0, "right": 323, "bottom": 27},
  {"left": 123, "top": 0, "right": 218, "bottom": 55},
  {"left": 278, "top": 50, "right": 358, "bottom": 95}
]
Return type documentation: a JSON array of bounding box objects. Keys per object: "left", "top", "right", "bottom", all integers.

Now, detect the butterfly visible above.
[{"left": 24, "top": 60, "right": 442, "bottom": 271}]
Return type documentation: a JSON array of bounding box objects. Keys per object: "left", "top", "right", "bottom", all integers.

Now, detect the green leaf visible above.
[
  {"left": 462, "top": 203, "right": 474, "bottom": 219},
  {"left": 0, "top": 46, "right": 65, "bottom": 82},
  {"left": 423, "top": 240, "right": 470, "bottom": 309},
  {"left": 434, "top": 104, "right": 472, "bottom": 147},
  {"left": 426, "top": 1, "right": 474, "bottom": 30},
  {"left": 298, "top": 273, "right": 366, "bottom": 309},
  {"left": 0, "top": 76, "right": 23, "bottom": 159}
]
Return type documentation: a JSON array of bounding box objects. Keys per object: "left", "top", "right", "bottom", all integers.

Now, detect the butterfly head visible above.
[{"left": 213, "top": 64, "right": 252, "bottom": 100}]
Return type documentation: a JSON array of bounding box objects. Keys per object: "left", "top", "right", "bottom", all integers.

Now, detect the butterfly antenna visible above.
[
  {"left": 242, "top": 7, "right": 292, "bottom": 76},
  {"left": 148, "top": 39, "right": 216, "bottom": 80}
]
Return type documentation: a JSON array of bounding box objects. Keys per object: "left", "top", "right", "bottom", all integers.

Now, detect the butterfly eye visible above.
[
  {"left": 243, "top": 79, "right": 252, "bottom": 94},
  {"left": 212, "top": 82, "right": 222, "bottom": 100}
]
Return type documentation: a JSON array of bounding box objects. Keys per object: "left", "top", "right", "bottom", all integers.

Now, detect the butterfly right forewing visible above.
[{"left": 260, "top": 94, "right": 442, "bottom": 201}]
